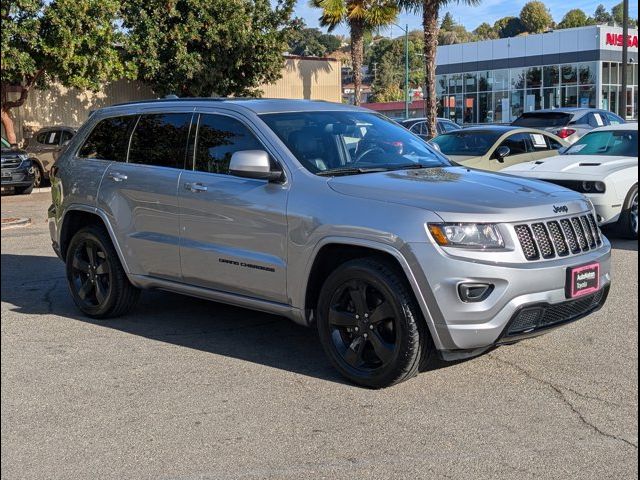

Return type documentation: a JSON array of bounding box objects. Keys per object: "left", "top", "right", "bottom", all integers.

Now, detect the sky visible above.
[{"left": 291, "top": 0, "right": 639, "bottom": 37}]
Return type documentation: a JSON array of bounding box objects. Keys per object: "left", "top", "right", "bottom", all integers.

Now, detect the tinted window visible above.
[
  {"left": 44, "top": 131, "right": 61, "bottom": 145},
  {"left": 431, "top": 131, "right": 502, "bottom": 157},
  {"left": 441, "top": 121, "right": 460, "bottom": 133},
  {"left": 60, "top": 130, "right": 74, "bottom": 144},
  {"left": 193, "top": 114, "right": 264, "bottom": 175},
  {"left": 546, "top": 135, "right": 564, "bottom": 150},
  {"left": 129, "top": 113, "right": 192, "bottom": 169},
  {"left": 500, "top": 133, "right": 529, "bottom": 155},
  {"left": 587, "top": 113, "right": 606, "bottom": 128},
  {"left": 605, "top": 112, "right": 624, "bottom": 125},
  {"left": 78, "top": 116, "right": 137, "bottom": 162},
  {"left": 512, "top": 112, "right": 571, "bottom": 128},
  {"left": 36, "top": 132, "right": 47, "bottom": 144}
]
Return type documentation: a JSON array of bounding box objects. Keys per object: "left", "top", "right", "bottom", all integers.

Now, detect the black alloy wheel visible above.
[
  {"left": 69, "top": 238, "right": 112, "bottom": 309},
  {"left": 317, "top": 259, "right": 430, "bottom": 388},
  {"left": 327, "top": 279, "right": 399, "bottom": 371},
  {"left": 66, "top": 226, "right": 140, "bottom": 318}
]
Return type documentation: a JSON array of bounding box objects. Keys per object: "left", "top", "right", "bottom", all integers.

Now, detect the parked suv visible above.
[
  {"left": 25, "top": 126, "right": 76, "bottom": 187},
  {"left": 49, "top": 99, "right": 612, "bottom": 388},
  {"left": 1, "top": 142, "right": 36, "bottom": 194},
  {"left": 512, "top": 108, "right": 625, "bottom": 144}
]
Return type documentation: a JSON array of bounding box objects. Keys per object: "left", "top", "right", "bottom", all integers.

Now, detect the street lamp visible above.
[{"left": 391, "top": 23, "right": 410, "bottom": 119}]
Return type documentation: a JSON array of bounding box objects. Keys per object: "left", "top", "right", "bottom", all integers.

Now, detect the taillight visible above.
[{"left": 557, "top": 128, "right": 576, "bottom": 139}]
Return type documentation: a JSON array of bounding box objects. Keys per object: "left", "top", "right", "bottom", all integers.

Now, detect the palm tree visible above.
[
  {"left": 312, "top": 0, "right": 398, "bottom": 106},
  {"left": 401, "top": 0, "right": 480, "bottom": 135}
]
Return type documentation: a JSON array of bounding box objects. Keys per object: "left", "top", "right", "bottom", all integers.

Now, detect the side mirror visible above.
[
  {"left": 229, "top": 150, "right": 282, "bottom": 181},
  {"left": 494, "top": 146, "right": 511, "bottom": 162}
]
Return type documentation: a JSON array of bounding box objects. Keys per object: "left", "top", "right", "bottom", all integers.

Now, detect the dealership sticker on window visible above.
[
  {"left": 593, "top": 113, "right": 604, "bottom": 126},
  {"left": 48, "top": 132, "right": 57, "bottom": 144},
  {"left": 531, "top": 134, "right": 547, "bottom": 148}
]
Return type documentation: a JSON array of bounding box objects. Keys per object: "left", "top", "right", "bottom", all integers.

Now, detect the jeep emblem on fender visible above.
[{"left": 553, "top": 205, "right": 569, "bottom": 214}]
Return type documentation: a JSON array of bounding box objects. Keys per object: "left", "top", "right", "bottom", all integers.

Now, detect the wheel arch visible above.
[
  {"left": 59, "top": 206, "right": 130, "bottom": 274},
  {"left": 301, "top": 237, "right": 444, "bottom": 349}
]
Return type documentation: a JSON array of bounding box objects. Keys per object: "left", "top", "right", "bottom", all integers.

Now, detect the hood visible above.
[
  {"left": 503, "top": 154, "right": 638, "bottom": 179},
  {"left": 1, "top": 147, "right": 27, "bottom": 160},
  {"left": 328, "top": 166, "right": 590, "bottom": 223}
]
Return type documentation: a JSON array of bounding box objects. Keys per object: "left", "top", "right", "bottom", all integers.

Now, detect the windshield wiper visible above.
[{"left": 316, "top": 167, "right": 389, "bottom": 177}]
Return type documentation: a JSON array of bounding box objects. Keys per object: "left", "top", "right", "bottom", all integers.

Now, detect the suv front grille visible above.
[
  {"left": 1, "top": 158, "right": 22, "bottom": 169},
  {"left": 515, "top": 214, "right": 602, "bottom": 261}
]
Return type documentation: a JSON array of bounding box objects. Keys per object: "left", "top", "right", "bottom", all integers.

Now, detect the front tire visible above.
[
  {"left": 317, "top": 259, "right": 431, "bottom": 388},
  {"left": 66, "top": 225, "right": 140, "bottom": 318},
  {"left": 15, "top": 184, "right": 34, "bottom": 195},
  {"left": 32, "top": 163, "right": 44, "bottom": 188},
  {"left": 617, "top": 185, "right": 638, "bottom": 240}
]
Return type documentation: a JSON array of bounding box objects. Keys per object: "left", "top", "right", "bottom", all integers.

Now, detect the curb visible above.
[{"left": 1, "top": 217, "right": 32, "bottom": 230}]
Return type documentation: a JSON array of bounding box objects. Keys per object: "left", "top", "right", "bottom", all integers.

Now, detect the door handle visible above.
[
  {"left": 108, "top": 172, "right": 128, "bottom": 182},
  {"left": 184, "top": 182, "right": 208, "bottom": 193}
]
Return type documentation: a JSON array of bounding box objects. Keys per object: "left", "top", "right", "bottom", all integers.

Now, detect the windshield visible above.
[
  {"left": 431, "top": 131, "right": 502, "bottom": 157},
  {"left": 563, "top": 129, "right": 638, "bottom": 157},
  {"left": 260, "top": 111, "right": 450, "bottom": 175},
  {"left": 512, "top": 112, "right": 572, "bottom": 128}
]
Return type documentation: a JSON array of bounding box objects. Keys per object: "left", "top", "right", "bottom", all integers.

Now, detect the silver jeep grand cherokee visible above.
[{"left": 48, "top": 99, "right": 611, "bottom": 388}]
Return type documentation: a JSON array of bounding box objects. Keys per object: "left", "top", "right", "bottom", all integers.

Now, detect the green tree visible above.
[
  {"left": 438, "top": 12, "right": 477, "bottom": 44},
  {"left": 122, "top": 0, "right": 296, "bottom": 98},
  {"left": 493, "top": 16, "right": 526, "bottom": 38},
  {"left": 400, "top": 0, "right": 481, "bottom": 132},
  {"left": 440, "top": 12, "right": 455, "bottom": 30},
  {"left": 612, "top": 2, "right": 638, "bottom": 28},
  {"left": 1, "top": 0, "right": 131, "bottom": 144},
  {"left": 311, "top": 0, "right": 398, "bottom": 106},
  {"left": 366, "top": 34, "right": 424, "bottom": 101},
  {"left": 520, "top": 1, "right": 553, "bottom": 33},
  {"left": 474, "top": 22, "right": 499, "bottom": 40},
  {"left": 558, "top": 9, "right": 594, "bottom": 29},
  {"left": 593, "top": 4, "right": 612, "bottom": 24}
]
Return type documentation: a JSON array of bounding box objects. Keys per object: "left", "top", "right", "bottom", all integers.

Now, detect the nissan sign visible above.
[{"left": 606, "top": 33, "right": 639, "bottom": 48}]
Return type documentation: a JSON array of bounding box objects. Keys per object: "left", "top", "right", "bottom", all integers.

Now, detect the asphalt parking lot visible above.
[{"left": 1, "top": 191, "right": 638, "bottom": 480}]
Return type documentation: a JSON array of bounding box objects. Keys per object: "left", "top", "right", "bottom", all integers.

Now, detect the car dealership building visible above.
[
  {"left": 434, "top": 25, "right": 639, "bottom": 124},
  {"left": 365, "top": 25, "right": 639, "bottom": 123}
]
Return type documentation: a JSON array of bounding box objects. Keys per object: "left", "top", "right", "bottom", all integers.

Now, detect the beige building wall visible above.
[
  {"left": 5, "top": 57, "right": 341, "bottom": 142},
  {"left": 261, "top": 57, "right": 342, "bottom": 103}
]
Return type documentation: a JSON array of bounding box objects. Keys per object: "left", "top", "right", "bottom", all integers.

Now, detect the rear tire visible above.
[
  {"left": 616, "top": 185, "right": 638, "bottom": 240},
  {"left": 66, "top": 225, "right": 140, "bottom": 318},
  {"left": 317, "top": 258, "right": 431, "bottom": 388}
]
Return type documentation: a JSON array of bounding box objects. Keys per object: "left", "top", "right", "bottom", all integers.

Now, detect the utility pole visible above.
[
  {"left": 404, "top": 24, "right": 410, "bottom": 120},
  {"left": 621, "top": 0, "right": 629, "bottom": 118}
]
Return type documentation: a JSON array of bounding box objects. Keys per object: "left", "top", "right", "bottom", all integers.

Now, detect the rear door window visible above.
[
  {"left": 44, "top": 131, "right": 61, "bottom": 145},
  {"left": 587, "top": 113, "right": 606, "bottom": 128},
  {"left": 78, "top": 116, "right": 137, "bottom": 162},
  {"left": 128, "top": 113, "right": 193, "bottom": 169}
]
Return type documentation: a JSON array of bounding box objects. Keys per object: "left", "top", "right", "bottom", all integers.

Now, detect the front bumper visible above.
[
  {"left": 404, "top": 239, "right": 611, "bottom": 352},
  {"left": 586, "top": 194, "right": 621, "bottom": 226},
  {"left": 1, "top": 167, "right": 35, "bottom": 188}
]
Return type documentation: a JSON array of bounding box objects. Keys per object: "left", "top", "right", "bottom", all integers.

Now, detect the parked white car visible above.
[{"left": 503, "top": 124, "right": 638, "bottom": 239}]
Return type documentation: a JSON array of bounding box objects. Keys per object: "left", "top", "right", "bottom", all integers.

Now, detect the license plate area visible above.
[{"left": 566, "top": 262, "right": 600, "bottom": 299}]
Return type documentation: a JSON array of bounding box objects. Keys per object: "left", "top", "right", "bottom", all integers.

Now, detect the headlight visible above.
[
  {"left": 428, "top": 223, "right": 505, "bottom": 249},
  {"left": 581, "top": 181, "right": 606, "bottom": 194}
]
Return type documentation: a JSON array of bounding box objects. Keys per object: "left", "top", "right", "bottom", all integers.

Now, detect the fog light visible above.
[{"left": 458, "top": 283, "right": 494, "bottom": 303}]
